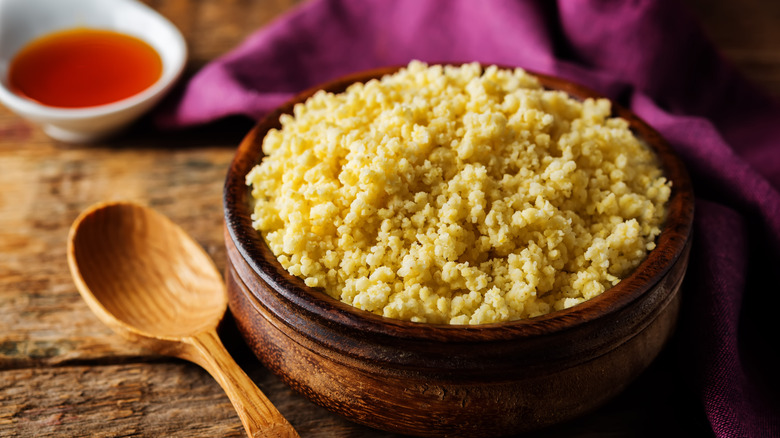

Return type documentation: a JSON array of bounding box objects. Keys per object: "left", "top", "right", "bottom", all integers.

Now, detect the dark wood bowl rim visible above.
[{"left": 223, "top": 64, "right": 694, "bottom": 343}]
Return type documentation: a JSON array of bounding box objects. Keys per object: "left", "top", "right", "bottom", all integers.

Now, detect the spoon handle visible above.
[{"left": 187, "top": 329, "right": 299, "bottom": 438}]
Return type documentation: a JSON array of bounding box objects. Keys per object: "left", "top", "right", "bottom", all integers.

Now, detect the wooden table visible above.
[{"left": 2, "top": 1, "right": 777, "bottom": 436}]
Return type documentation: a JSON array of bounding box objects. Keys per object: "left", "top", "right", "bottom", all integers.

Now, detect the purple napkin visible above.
[{"left": 159, "top": 0, "right": 780, "bottom": 436}]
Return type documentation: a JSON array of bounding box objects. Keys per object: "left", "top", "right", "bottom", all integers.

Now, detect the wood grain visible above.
[
  {"left": 1, "top": 362, "right": 245, "bottom": 437},
  {"left": 0, "top": 0, "right": 775, "bottom": 436},
  {"left": 0, "top": 145, "right": 235, "bottom": 368},
  {"left": 222, "top": 66, "right": 694, "bottom": 437},
  {"left": 68, "top": 202, "right": 298, "bottom": 437}
]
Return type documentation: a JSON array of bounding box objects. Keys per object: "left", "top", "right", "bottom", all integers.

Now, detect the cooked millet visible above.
[{"left": 247, "top": 61, "right": 671, "bottom": 325}]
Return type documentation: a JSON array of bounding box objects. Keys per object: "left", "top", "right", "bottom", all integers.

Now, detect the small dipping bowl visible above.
[
  {"left": 0, "top": 0, "right": 186, "bottom": 143},
  {"left": 224, "top": 66, "right": 694, "bottom": 437}
]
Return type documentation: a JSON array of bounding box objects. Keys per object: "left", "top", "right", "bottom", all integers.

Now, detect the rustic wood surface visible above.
[{"left": 1, "top": 0, "right": 777, "bottom": 437}]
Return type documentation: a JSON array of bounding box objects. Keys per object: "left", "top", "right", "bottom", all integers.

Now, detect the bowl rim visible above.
[
  {"left": 224, "top": 63, "right": 694, "bottom": 342},
  {"left": 0, "top": 0, "right": 187, "bottom": 120}
]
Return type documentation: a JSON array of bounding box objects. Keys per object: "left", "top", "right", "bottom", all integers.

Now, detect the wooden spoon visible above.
[{"left": 67, "top": 201, "right": 298, "bottom": 438}]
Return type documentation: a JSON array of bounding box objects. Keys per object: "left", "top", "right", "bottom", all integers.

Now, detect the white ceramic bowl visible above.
[{"left": 0, "top": 0, "right": 187, "bottom": 143}]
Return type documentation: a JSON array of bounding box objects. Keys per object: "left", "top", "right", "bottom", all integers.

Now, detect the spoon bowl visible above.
[{"left": 68, "top": 201, "right": 298, "bottom": 438}]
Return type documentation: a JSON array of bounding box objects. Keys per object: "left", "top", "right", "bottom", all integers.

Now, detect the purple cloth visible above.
[{"left": 159, "top": 0, "right": 780, "bottom": 436}]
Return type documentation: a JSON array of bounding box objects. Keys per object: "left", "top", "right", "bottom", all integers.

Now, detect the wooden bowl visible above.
[{"left": 223, "top": 65, "right": 694, "bottom": 437}]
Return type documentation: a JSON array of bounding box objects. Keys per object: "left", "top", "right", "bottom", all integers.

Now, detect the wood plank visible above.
[
  {"left": 0, "top": 341, "right": 709, "bottom": 437},
  {"left": 0, "top": 360, "right": 389, "bottom": 437}
]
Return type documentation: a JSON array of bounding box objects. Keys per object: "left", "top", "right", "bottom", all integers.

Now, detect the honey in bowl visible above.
[{"left": 7, "top": 28, "right": 162, "bottom": 108}]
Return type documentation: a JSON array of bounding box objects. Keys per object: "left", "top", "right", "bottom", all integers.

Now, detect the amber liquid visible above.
[{"left": 8, "top": 28, "right": 163, "bottom": 108}]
